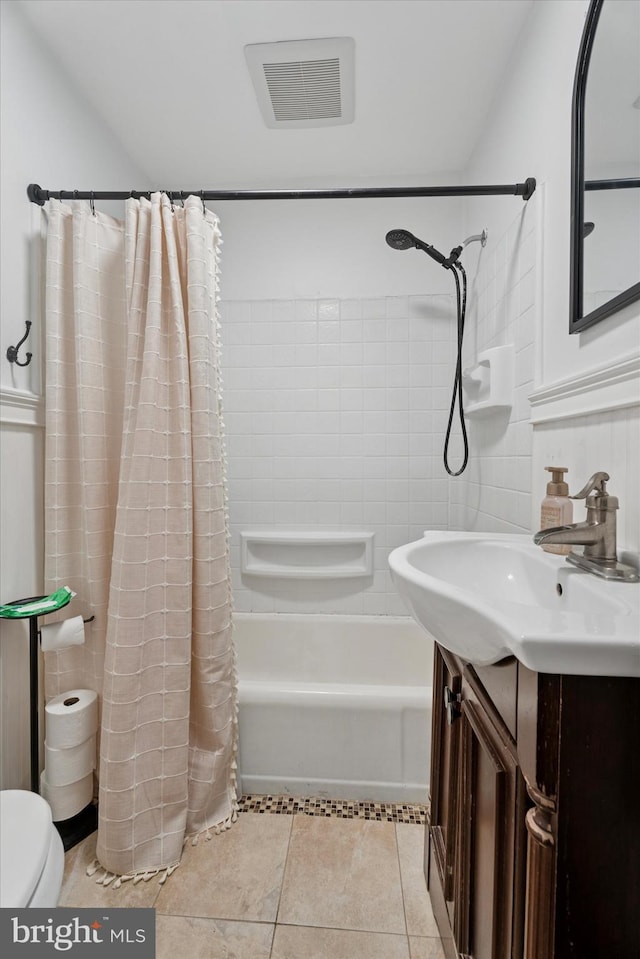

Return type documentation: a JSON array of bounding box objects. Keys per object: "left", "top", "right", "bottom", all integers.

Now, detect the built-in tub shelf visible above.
[{"left": 240, "top": 530, "right": 374, "bottom": 579}]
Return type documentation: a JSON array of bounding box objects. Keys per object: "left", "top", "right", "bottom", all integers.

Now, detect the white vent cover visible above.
[{"left": 245, "top": 37, "right": 354, "bottom": 129}]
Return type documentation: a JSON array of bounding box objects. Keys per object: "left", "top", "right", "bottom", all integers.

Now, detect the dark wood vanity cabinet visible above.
[
  {"left": 427, "top": 644, "right": 640, "bottom": 959},
  {"left": 428, "top": 645, "right": 462, "bottom": 909},
  {"left": 428, "top": 647, "right": 527, "bottom": 959}
]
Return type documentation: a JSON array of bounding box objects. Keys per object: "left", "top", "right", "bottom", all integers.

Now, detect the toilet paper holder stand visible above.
[
  {"left": 0, "top": 596, "right": 99, "bottom": 849},
  {"left": 0, "top": 595, "right": 93, "bottom": 793}
]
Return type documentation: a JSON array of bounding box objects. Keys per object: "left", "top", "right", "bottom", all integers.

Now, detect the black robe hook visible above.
[{"left": 6, "top": 320, "right": 33, "bottom": 367}]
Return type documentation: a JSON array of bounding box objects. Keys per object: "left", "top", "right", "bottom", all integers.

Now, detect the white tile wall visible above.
[
  {"left": 449, "top": 197, "right": 539, "bottom": 533},
  {"left": 221, "top": 294, "right": 456, "bottom": 614},
  {"left": 450, "top": 191, "right": 639, "bottom": 557},
  {"left": 220, "top": 195, "right": 639, "bottom": 617},
  {"left": 220, "top": 188, "right": 638, "bottom": 614}
]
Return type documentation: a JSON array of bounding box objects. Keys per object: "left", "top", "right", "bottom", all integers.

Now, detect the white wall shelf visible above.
[{"left": 240, "top": 530, "right": 375, "bottom": 579}]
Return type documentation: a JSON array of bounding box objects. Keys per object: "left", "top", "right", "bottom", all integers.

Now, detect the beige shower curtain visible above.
[{"left": 44, "top": 193, "right": 237, "bottom": 883}]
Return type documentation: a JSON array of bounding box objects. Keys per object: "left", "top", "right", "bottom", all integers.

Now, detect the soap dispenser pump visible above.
[{"left": 540, "top": 466, "right": 573, "bottom": 554}]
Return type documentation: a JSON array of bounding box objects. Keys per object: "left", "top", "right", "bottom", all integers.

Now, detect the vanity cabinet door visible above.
[
  {"left": 453, "top": 699, "right": 527, "bottom": 959},
  {"left": 428, "top": 646, "right": 463, "bottom": 912}
]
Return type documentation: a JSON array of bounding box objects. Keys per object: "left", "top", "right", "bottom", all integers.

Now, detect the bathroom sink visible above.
[{"left": 388, "top": 532, "right": 640, "bottom": 677}]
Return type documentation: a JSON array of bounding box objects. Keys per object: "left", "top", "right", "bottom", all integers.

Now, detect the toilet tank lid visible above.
[{"left": 0, "top": 790, "right": 53, "bottom": 907}]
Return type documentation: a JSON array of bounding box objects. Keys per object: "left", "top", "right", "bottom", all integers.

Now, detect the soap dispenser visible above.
[{"left": 540, "top": 467, "right": 573, "bottom": 554}]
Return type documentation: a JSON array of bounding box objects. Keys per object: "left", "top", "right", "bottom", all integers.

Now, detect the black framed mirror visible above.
[{"left": 570, "top": 0, "right": 640, "bottom": 334}]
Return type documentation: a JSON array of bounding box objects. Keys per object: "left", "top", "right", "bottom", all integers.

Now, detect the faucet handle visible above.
[{"left": 570, "top": 471, "right": 610, "bottom": 500}]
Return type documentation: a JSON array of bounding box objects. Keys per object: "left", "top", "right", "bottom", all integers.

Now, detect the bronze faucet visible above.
[{"left": 534, "top": 472, "right": 638, "bottom": 582}]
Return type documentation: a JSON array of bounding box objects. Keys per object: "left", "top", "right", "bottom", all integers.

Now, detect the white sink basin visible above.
[{"left": 388, "top": 532, "right": 640, "bottom": 677}]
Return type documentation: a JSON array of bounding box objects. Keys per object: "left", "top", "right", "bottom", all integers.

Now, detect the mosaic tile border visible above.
[{"left": 238, "top": 794, "right": 427, "bottom": 825}]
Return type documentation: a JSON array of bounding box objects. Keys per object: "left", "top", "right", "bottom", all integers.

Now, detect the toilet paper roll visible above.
[
  {"left": 45, "top": 689, "right": 98, "bottom": 750},
  {"left": 44, "top": 735, "right": 96, "bottom": 787},
  {"left": 40, "top": 771, "right": 94, "bottom": 822},
  {"left": 40, "top": 616, "right": 85, "bottom": 653}
]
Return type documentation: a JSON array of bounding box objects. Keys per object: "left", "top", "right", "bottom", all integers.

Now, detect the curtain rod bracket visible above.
[{"left": 27, "top": 183, "right": 46, "bottom": 206}]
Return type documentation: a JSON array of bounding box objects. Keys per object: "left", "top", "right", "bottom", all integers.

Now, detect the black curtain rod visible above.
[
  {"left": 27, "top": 178, "right": 537, "bottom": 206},
  {"left": 584, "top": 177, "right": 640, "bottom": 191}
]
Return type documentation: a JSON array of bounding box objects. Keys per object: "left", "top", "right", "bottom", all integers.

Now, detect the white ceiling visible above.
[{"left": 18, "top": 0, "right": 534, "bottom": 189}]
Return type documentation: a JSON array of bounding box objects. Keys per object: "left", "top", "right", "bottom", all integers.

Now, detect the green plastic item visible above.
[{"left": 0, "top": 586, "right": 76, "bottom": 619}]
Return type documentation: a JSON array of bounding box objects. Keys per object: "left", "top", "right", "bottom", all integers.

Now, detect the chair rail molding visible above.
[
  {"left": 529, "top": 354, "right": 640, "bottom": 424},
  {"left": 0, "top": 387, "right": 44, "bottom": 428}
]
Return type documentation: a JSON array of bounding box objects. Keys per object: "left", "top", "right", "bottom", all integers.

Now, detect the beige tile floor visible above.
[{"left": 60, "top": 810, "right": 446, "bottom": 959}]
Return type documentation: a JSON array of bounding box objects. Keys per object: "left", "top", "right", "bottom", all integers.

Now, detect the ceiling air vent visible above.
[{"left": 245, "top": 37, "right": 354, "bottom": 129}]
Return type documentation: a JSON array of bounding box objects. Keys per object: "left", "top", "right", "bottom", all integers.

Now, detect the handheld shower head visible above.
[
  {"left": 385, "top": 229, "right": 419, "bottom": 251},
  {"left": 385, "top": 225, "right": 477, "bottom": 475},
  {"left": 385, "top": 229, "right": 448, "bottom": 266}
]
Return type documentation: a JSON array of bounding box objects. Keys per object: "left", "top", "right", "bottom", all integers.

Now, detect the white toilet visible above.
[{"left": 0, "top": 789, "right": 64, "bottom": 907}]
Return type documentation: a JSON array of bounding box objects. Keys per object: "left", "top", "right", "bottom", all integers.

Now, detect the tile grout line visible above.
[
  {"left": 270, "top": 807, "right": 295, "bottom": 959},
  {"left": 394, "top": 821, "right": 412, "bottom": 956}
]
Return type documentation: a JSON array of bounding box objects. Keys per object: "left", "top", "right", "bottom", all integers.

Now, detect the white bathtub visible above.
[{"left": 234, "top": 613, "right": 432, "bottom": 803}]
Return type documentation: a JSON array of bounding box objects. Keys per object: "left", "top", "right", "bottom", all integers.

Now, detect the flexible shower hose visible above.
[{"left": 443, "top": 262, "right": 469, "bottom": 476}]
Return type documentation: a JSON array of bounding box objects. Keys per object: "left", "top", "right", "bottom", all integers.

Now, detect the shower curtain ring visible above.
[
  {"left": 90, "top": 192, "right": 96, "bottom": 216},
  {"left": 169, "top": 192, "right": 175, "bottom": 213},
  {"left": 200, "top": 190, "right": 206, "bottom": 216}
]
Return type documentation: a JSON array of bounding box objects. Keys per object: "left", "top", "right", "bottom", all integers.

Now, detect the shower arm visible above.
[
  {"left": 462, "top": 229, "right": 488, "bottom": 248},
  {"left": 446, "top": 229, "right": 488, "bottom": 267}
]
